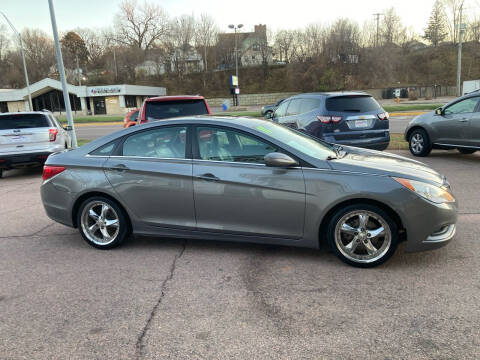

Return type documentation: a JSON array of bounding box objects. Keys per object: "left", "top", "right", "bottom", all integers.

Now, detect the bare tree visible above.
[
  {"left": 75, "top": 28, "right": 114, "bottom": 69},
  {"left": 443, "top": 0, "right": 465, "bottom": 43},
  {"left": 114, "top": 0, "right": 170, "bottom": 50},
  {"left": 168, "top": 15, "right": 196, "bottom": 75},
  {"left": 274, "top": 30, "right": 294, "bottom": 63},
  {"left": 21, "top": 28, "right": 55, "bottom": 82},
  {"left": 194, "top": 13, "right": 218, "bottom": 72},
  {"left": 381, "top": 7, "right": 403, "bottom": 45},
  {"left": 0, "top": 24, "right": 10, "bottom": 62}
]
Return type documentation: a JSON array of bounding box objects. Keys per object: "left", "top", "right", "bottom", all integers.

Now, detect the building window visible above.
[
  {"left": 125, "top": 95, "right": 137, "bottom": 108},
  {"left": 253, "top": 44, "right": 260, "bottom": 51}
]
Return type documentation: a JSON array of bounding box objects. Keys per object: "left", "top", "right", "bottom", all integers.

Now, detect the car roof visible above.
[
  {"left": 0, "top": 111, "right": 50, "bottom": 117},
  {"left": 145, "top": 95, "right": 205, "bottom": 102},
  {"left": 288, "top": 91, "right": 371, "bottom": 99}
]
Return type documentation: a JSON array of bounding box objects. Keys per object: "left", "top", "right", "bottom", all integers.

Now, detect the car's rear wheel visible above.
[
  {"left": 327, "top": 204, "right": 399, "bottom": 268},
  {"left": 77, "top": 196, "right": 129, "bottom": 249},
  {"left": 409, "top": 129, "right": 432, "bottom": 157},
  {"left": 457, "top": 148, "right": 477, "bottom": 154}
]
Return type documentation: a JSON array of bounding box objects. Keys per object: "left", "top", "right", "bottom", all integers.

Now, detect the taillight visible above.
[
  {"left": 49, "top": 128, "right": 58, "bottom": 142},
  {"left": 317, "top": 115, "right": 342, "bottom": 124},
  {"left": 42, "top": 165, "right": 65, "bottom": 180},
  {"left": 377, "top": 112, "right": 389, "bottom": 120}
]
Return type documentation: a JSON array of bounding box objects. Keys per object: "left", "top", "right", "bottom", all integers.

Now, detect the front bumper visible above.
[
  {"left": 403, "top": 197, "right": 458, "bottom": 252},
  {"left": 0, "top": 152, "right": 53, "bottom": 169}
]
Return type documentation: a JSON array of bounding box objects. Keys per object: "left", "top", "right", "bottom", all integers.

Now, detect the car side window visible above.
[
  {"left": 286, "top": 99, "right": 302, "bottom": 116},
  {"left": 197, "top": 127, "right": 277, "bottom": 164},
  {"left": 300, "top": 98, "right": 321, "bottom": 114},
  {"left": 444, "top": 97, "right": 479, "bottom": 115},
  {"left": 122, "top": 126, "right": 187, "bottom": 159},
  {"left": 274, "top": 100, "right": 289, "bottom": 118},
  {"left": 90, "top": 141, "right": 118, "bottom": 156}
]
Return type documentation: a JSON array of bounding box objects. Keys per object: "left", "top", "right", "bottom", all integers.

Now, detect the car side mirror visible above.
[
  {"left": 264, "top": 152, "right": 299, "bottom": 167},
  {"left": 435, "top": 108, "right": 443, "bottom": 116}
]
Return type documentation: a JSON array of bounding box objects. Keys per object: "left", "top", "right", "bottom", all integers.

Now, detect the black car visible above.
[
  {"left": 270, "top": 92, "right": 390, "bottom": 150},
  {"left": 261, "top": 98, "right": 285, "bottom": 117}
]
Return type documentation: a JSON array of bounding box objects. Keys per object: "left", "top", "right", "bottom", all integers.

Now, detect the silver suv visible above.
[{"left": 0, "top": 111, "right": 71, "bottom": 178}]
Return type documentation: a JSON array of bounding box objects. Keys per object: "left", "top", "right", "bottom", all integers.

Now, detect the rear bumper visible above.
[
  {"left": 0, "top": 152, "right": 53, "bottom": 169},
  {"left": 323, "top": 132, "right": 390, "bottom": 150}
]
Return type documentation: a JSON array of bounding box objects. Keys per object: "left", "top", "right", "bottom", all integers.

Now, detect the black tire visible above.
[
  {"left": 327, "top": 204, "right": 399, "bottom": 268},
  {"left": 376, "top": 143, "right": 389, "bottom": 151},
  {"left": 408, "top": 128, "right": 432, "bottom": 157},
  {"left": 76, "top": 196, "right": 130, "bottom": 249},
  {"left": 0, "top": 169, "right": 3, "bottom": 179},
  {"left": 457, "top": 148, "right": 477, "bottom": 154}
]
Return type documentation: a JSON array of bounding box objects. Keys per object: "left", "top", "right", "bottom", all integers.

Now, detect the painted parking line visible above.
[{"left": 389, "top": 111, "right": 426, "bottom": 117}]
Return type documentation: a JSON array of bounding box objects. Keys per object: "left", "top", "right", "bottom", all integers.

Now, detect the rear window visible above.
[
  {"left": 145, "top": 99, "right": 208, "bottom": 120},
  {"left": 326, "top": 96, "right": 381, "bottom": 113},
  {"left": 0, "top": 114, "right": 51, "bottom": 130}
]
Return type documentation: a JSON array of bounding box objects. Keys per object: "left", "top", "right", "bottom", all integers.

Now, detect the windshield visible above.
[
  {"left": 252, "top": 121, "right": 336, "bottom": 160},
  {"left": 146, "top": 99, "right": 208, "bottom": 120},
  {"left": 0, "top": 114, "right": 51, "bottom": 130}
]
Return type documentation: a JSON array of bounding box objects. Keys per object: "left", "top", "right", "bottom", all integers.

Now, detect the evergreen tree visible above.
[{"left": 423, "top": 0, "right": 448, "bottom": 46}]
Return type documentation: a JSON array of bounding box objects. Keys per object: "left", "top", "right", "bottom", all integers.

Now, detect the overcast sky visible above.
[{"left": 0, "top": 0, "right": 448, "bottom": 35}]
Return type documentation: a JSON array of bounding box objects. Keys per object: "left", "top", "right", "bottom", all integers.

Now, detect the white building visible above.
[{"left": 0, "top": 78, "right": 166, "bottom": 115}]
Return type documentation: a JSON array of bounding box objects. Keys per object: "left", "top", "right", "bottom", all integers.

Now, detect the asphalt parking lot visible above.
[{"left": 1, "top": 150, "right": 479, "bottom": 359}]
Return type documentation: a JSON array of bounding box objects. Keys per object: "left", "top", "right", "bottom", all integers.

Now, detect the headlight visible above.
[{"left": 393, "top": 177, "right": 455, "bottom": 203}]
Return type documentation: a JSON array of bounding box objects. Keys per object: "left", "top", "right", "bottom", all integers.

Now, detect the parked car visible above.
[
  {"left": 137, "top": 95, "right": 211, "bottom": 125},
  {"left": 269, "top": 92, "right": 390, "bottom": 150},
  {"left": 261, "top": 98, "right": 285, "bottom": 117},
  {"left": 41, "top": 116, "right": 457, "bottom": 268},
  {"left": 123, "top": 108, "right": 140, "bottom": 128},
  {"left": 405, "top": 91, "right": 480, "bottom": 157},
  {"left": 0, "top": 111, "right": 70, "bottom": 178}
]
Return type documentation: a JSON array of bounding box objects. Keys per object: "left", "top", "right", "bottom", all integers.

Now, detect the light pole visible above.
[
  {"left": 0, "top": 11, "right": 33, "bottom": 111},
  {"left": 456, "top": 4, "right": 466, "bottom": 97},
  {"left": 48, "top": 0, "right": 77, "bottom": 147},
  {"left": 228, "top": 24, "right": 243, "bottom": 79}
]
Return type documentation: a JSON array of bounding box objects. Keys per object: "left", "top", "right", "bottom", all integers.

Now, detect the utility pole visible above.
[
  {"left": 113, "top": 47, "right": 118, "bottom": 81},
  {"left": 48, "top": 0, "right": 77, "bottom": 147},
  {"left": 0, "top": 11, "right": 33, "bottom": 111},
  {"left": 456, "top": 4, "right": 465, "bottom": 97},
  {"left": 373, "top": 13, "right": 383, "bottom": 47},
  {"left": 76, "top": 55, "right": 81, "bottom": 86}
]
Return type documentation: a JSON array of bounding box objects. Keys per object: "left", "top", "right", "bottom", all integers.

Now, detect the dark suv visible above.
[{"left": 270, "top": 92, "right": 390, "bottom": 150}]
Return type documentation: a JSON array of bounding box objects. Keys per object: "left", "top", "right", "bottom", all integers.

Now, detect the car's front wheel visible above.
[
  {"left": 77, "top": 196, "right": 130, "bottom": 249},
  {"left": 409, "top": 128, "right": 432, "bottom": 157},
  {"left": 457, "top": 148, "right": 477, "bottom": 154},
  {"left": 327, "top": 204, "right": 399, "bottom": 267}
]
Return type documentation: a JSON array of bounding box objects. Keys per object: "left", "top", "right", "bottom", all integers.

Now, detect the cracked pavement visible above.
[{"left": 1, "top": 150, "right": 479, "bottom": 359}]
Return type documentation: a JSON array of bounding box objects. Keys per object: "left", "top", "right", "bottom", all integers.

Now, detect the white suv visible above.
[{"left": 0, "top": 111, "right": 71, "bottom": 178}]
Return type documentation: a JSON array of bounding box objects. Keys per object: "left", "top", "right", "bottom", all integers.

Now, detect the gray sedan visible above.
[
  {"left": 41, "top": 117, "right": 457, "bottom": 267},
  {"left": 405, "top": 91, "right": 480, "bottom": 156}
]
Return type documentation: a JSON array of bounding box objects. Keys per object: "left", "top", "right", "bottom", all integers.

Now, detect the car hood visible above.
[{"left": 329, "top": 146, "right": 444, "bottom": 185}]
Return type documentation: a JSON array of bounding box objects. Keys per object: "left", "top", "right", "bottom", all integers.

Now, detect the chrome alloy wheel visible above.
[
  {"left": 334, "top": 210, "right": 392, "bottom": 264},
  {"left": 410, "top": 133, "right": 424, "bottom": 154},
  {"left": 81, "top": 201, "right": 120, "bottom": 246}
]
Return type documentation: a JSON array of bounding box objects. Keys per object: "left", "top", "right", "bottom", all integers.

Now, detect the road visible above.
[
  {"left": 1, "top": 150, "right": 479, "bottom": 359},
  {"left": 75, "top": 115, "right": 416, "bottom": 140}
]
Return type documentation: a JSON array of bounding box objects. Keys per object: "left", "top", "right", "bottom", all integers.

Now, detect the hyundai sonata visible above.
[{"left": 41, "top": 117, "right": 457, "bottom": 267}]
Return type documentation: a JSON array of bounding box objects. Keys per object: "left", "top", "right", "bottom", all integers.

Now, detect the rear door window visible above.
[
  {"left": 326, "top": 96, "right": 381, "bottom": 113},
  {"left": 0, "top": 114, "right": 51, "bottom": 130},
  {"left": 145, "top": 100, "right": 208, "bottom": 120}
]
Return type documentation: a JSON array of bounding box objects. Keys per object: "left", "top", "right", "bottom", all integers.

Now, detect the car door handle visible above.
[
  {"left": 458, "top": 118, "right": 469, "bottom": 122},
  {"left": 196, "top": 173, "right": 220, "bottom": 182},
  {"left": 108, "top": 164, "right": 129, "bottom": 172}
]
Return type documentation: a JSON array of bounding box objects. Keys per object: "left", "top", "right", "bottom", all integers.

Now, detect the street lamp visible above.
[
  {"left": 228, "top": 24, "right": 243, "bottom": 79},
  {"left": 0, "top": 11, "right": 33, "bottom": 111}
]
